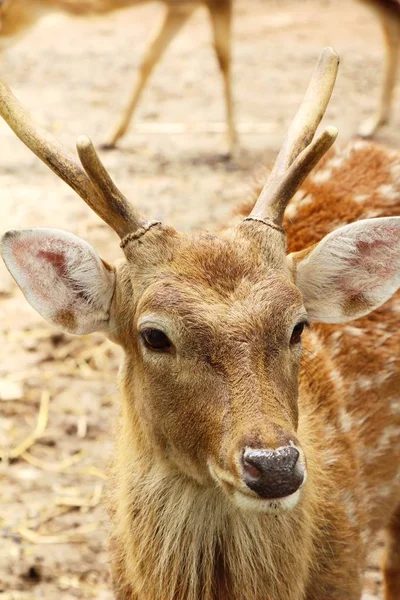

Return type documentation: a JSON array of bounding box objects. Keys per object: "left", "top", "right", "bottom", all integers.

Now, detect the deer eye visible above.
[
  {"left": 290, "top": 321, "right": 308, "bottom": 345},
  {"left": 140, "top": 328, "right": 172, "bottom": 352}
]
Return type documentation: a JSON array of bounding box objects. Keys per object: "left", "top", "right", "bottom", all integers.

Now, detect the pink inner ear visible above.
[
  {"left": 353, "top": 239, "right": 392, "bottom": 276},
  {"left": 338, "top": 226, "right": 398, "bottom": 294},
  {"left": 9, "top": 235, "right": 73, "bottom": 305},
  {"left": 37, "top": 250, "right": 68, "bottom": 277}
]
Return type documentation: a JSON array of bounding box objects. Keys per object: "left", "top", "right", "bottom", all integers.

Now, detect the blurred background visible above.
[{"left": 0, "top": 0, "right": 397, "bottom": 597}]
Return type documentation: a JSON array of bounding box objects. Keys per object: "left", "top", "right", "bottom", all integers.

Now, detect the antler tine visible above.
[
  {"left": 0, "top": 79, "right": 143, "bottom": 238},
  {"left": 248, "top": 48, "right": 339, "bottom": 226},
  {"left": 76, "top": 136, "right": 143, "bottom": 236}
]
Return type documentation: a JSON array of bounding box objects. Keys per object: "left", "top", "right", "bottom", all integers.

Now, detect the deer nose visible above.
[{"left": 241, "top": 446, "right": 304, "bottom": 499}]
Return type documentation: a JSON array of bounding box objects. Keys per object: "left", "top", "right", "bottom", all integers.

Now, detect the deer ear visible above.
[
  {"left": 1, "top": 228, "right": 115, "bottom": 335},
  {"left": 289, "top": 217, "right": 400, "bottom": 323}
]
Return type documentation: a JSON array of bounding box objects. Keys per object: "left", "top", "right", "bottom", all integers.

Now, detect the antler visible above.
[
  {"left": 248, "top": 48, "right": 339, "bottom": 226},
  {"left": 0, "top": 79, "right": 143, "bottom": 238}
]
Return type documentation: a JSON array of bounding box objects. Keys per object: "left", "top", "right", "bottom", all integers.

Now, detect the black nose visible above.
[{"left": 242, "top": 446, "right": 304, "bottom": 499}]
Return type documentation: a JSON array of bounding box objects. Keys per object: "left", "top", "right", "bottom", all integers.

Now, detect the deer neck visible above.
[
  {"left": 110, "top": 448, "right": 318, "bottom": 600},
  {"left": 108, "top": 365, "right": 328, "bottom": 600}
]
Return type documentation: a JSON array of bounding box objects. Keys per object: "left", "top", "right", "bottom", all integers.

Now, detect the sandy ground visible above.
[{"left": 1, "top": 0, "right": 399, "bottom": 597}]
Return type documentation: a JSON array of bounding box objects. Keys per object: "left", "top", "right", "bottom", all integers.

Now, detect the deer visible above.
[
  {"left": 0, "top": 47, "right": 399, "bottom": 600},
  {"left": 0, "top": 0, "right": 399, "bottom": 153},
  {"left": 0, "top": 0, "right": 235, "bottom": 152},
  {"left": 357, "top": 0, "right": 400, "bottom": 137}
]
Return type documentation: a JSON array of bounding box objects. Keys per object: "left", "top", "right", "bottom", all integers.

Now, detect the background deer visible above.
[
  {"left": 1, "top": 0, "right": 399, "bottom": 155},
  {"left": 358, "top": 0, "right": 400, "bottom": 137},
  {"left": 0, "top": 48, "right": 399, "bottom": 599},
  {"left": 0, "top": 0, "right": 235, "bottom": 151}
]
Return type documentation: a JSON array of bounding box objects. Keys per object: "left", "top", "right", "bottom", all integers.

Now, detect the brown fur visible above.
[{"left": 54, "top": 307, "right": 77, "bottom": 330}]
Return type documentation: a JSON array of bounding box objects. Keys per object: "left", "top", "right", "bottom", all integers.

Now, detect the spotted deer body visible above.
[
  {"left": 0, "top": 50, "right": 399, "bottom": 599},
  {"left": 0, "top": 0, "right": 235, "bottom": 151}
]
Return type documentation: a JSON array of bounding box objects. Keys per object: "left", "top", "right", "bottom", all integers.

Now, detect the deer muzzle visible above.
[{"left": 241, "top": 446, "right": 305, "bottom": 499}]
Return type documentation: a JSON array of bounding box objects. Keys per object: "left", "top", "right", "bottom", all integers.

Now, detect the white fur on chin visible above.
[{"left": 233, "top": 489, "right": 301, "bottom": 513}]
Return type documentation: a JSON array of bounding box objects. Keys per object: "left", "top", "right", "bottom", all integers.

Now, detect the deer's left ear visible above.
[
  {"left": 1, "top": 228, "right": 116, "bottom": 335},
  {"left": 288, "top": 217, "right": 400, "bottom": 323}
]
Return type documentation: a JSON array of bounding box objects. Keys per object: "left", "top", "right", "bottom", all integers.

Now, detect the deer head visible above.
[{"left": 1, "top": 49, "right": 399, "bottom": 514}]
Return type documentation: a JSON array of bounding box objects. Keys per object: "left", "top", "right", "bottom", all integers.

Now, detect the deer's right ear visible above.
[{"left": 1, "top": 228, "right": 115, "bottom": 335}]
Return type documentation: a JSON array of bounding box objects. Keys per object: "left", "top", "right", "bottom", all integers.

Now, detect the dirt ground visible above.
[{"left": 0, "top": 0, "right": 399, "bottom": 598}]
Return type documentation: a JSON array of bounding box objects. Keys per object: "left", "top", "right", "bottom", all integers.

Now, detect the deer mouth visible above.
[{"left": 231, "top": 487, "right": 302, "bottom": 513}]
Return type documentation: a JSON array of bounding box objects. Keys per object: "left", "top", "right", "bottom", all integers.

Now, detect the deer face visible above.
[
  {"left": 109, "top": 224, "right": 307, "bottom": 512},
  {"left": 1, "top": 49, "right": 400, "bottom": 514}
]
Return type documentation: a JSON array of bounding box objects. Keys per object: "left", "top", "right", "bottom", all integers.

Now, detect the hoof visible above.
[
  {"left": 99, "top": 142, "right": 118, "bottom": 151},
  {"left": 358, "top": 116, "right": 386, "bottom": 139},
  {"left": 219, "top": 151, "right": 232, "bottom": 162}
]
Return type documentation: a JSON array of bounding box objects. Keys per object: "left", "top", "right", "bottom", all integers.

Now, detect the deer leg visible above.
[
  {"left": 102, "top": 5, "right": 195, "bottom": 150},
  {"left": 382, "top": 504, "right": 400, "bottom": 600},
  {"left": 207, "top": 0, "right": 237, "bottom": 155},
  {"left": 359, "top": 4, "right": 400, "bottom": 138}
]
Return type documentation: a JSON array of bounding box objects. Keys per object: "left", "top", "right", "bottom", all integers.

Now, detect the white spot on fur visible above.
[
  {"left": 331, "top": 330, "right": 342, "bottom": 342},
  {"left": 354, "top": 194, "right": 369, "bottom": 204},
  {"left": 308, "top": 331, "right": 324, "bottom": 355},
  {"left": 311, "top": 169, "right": 332, "bottom": 184},
  {"left": 354, "top": 372, "right": 391, "bottom": 392},
  {"left": 367, "top": 425, "right": 400, "bottom": 464},
  {"left": 344, "top": 325, "right": 363, "bottom": 337},
  {"left": 311, "top": 154, "right": 344, "bottom": 187},
  {"left": 364, "top": 208, "right": 386, "bottom": 219},
  {"left": 390, "top": 398, "right": 400, "bottom": 415},
  {"left": 341, "top": 490, "right": 358, "bottom": 527},
  {"left": 326, "top": 156, "right": 345, "bottom": 170},
  {"left": 286, "top": 190, "right": 312, "bottom": 220},
  {"left": 352, "top": 140, "right": 369, "bottom": 151},
  {"left": 355, "top": 376, "right": 374, "bottom": 391},
  {"left": 379, "top": 486, "right": 392, "bottom": 498},
  {"left": 339, "top": 407, "right": 352, "bottom": 434},
  {"left": 376, "top": 425, "right": 400, "bottom": 452},
  {"left": 285, "top": 204, "right": 297, "bottom": 220},
  {"left": 330, "top": 368, "right": 345, "bottom": 391},
  {"left": 390, "top": 297, "right": 400, "bottom": 315},
  {"left": 378, "top": 183, "right": 398, "bottom": 201},
  {"left": 323, "top": 449, "right": 338, "bottom": 465},
  {"left": 390, "top": 162, "right": 400, "bottom": 182}
]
